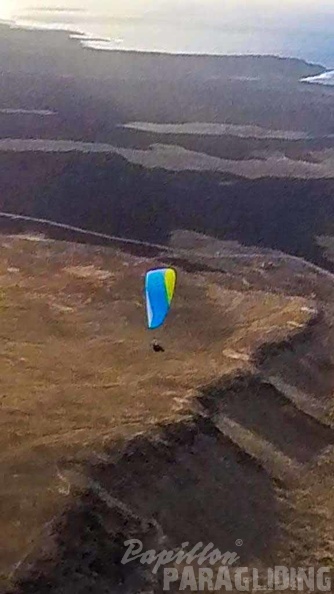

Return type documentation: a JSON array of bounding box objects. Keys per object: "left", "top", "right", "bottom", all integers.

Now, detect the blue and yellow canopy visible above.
[{"left": 145, "top": 268, "right": 176, "bottom": 330}]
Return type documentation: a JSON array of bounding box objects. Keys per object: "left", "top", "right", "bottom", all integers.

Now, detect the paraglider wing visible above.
[{"left": 145, "top": 268, "right": 176, "bottom": 330}]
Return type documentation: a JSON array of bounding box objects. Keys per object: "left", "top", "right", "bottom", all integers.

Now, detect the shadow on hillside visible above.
[
  {"left": 254, "top": 312, "right": 334, "bottom": 408},
  {"left": 12, "top": 418, "right": 282, "bottom": 594},
  {"left": 1, "top": 152, "right": 334, "bottom": 273},
  {"left": 200, "top": 373, "right": 334, "bottom": 464}
]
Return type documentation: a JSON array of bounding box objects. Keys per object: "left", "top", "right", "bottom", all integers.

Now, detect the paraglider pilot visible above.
[{"left": 151, "top": 339, "right": 165, "bottom": 353}]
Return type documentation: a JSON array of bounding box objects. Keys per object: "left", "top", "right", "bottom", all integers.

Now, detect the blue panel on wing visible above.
[{"left": 145, "top": 269, "right": 169, "bottom": 330}]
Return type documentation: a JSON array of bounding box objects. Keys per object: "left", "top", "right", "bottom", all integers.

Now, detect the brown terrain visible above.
[
  {"left": 0, "top": 231, "right": 333, "bottom": 593},
  {"left": 0, "top": 20, "right": 334, "bottom": 594}
]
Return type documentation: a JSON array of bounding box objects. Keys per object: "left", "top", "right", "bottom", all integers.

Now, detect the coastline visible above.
[
  {"left": 301, "top": 70, "right": 334, "bottom": 86},
  {"left": 0, "top": 17, "right": 333, "bottom": 271},
  {"left": 0, "top": 16, "right": 332, "bottom": 85}
]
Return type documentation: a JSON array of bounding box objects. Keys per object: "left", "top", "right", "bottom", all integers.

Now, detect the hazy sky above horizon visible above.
[
  {"left": 1, "top": 0, "right": 334, "bottom": 67},
  {"left": 4, "top": 0, "right": 334, "bottom": 22}
]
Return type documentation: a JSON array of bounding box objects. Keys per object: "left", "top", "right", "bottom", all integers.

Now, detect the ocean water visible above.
[
  {"left": 302, "top": 71, "right": 334, "bottom": 85},
  {"left": 1, "top": 1, "right": 334, "bottom": 81}
]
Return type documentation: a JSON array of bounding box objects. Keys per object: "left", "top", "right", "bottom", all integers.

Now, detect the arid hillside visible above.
[{"left": 0, "top": 233, "right": 333, "bottom": 593}]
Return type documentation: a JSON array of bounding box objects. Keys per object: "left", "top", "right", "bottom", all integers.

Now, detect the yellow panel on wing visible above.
[{"left": 164, "top": 268, "right": 176, "bottom": 305}]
